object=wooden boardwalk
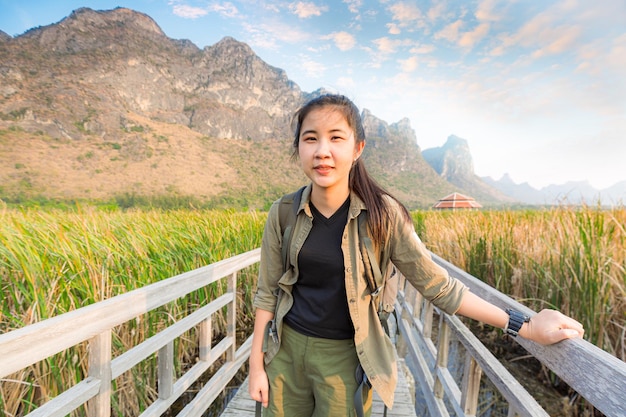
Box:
[220,358,417,417]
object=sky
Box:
[1,0,625,190]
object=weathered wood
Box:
[178,336,252,417]
[444,313,549,416]
[460,355,481,415]
[0,249,261,379]
[433,317,450,399]
[398,278,554,417]
[432,254,626,417]
[87,330,112,417]
[158,342,174,399]
[24,377,100,417]
[110,294,231,379]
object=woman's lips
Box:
[314,165,333,174]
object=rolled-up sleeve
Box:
[389,203,468,315]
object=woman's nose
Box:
[314,138,331,157]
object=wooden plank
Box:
[25,377,100,417]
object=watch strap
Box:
[505,308,530,337]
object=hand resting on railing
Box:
[456,291,585,345]
[517,308,585,345]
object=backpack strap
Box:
[278,186,305,273]
[358,213,383,296]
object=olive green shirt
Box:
[253,184,468,408]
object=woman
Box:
[249,94,584,417]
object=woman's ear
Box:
[354,140,365,161]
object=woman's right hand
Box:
[249,308,274,408]
[248,367,269,408]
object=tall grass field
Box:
[1,205,624,416]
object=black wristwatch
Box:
[505,308,530,337]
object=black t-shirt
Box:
[283,197,354,339]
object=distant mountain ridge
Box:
[1,7,620,208]
[482,175,626,206]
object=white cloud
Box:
[458,22,490,48]
[299,55,327,79]
[410,44,435,54]
[170,1,240,19]
[427,2,447,22]
[171,4,208,19]
[399,56,418,72]
[244,21,310,50]
[324,31,357,51]
[530,25,581,58]
[388,2,425,28]
[343,0,363,15]
[372,36,406,54]
[387,23,401,35]
[435,19,463,43]
[475,0,501,22]
[289,2,328,19]
[209,2,239,18]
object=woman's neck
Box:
[310,186,350,218]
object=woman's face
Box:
[298,107,364,195]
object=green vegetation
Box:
[0,207,266,416]
[0,205,623,416]
[413,206,625,357]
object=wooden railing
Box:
[0,249,260,417]
[1,248,625,417]
[395,254,626,417]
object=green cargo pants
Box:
[264,324,373,417]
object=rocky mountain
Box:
[0,7,511,209]
[421,135,515,204]
[483,175,626,206]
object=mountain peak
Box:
[445,134,468,147]
[15,7,169,54]
[422,134,474,178]
[66,7,165,37]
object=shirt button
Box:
[346,267,351,273]
[349,299,355,303]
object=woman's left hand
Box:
[521,309,585,345]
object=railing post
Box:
[434,316,450,399]
[227,271,237,361]
[461,354,482,416]
[87,330,112,417]
[199,316,212,361]
[422,301,434,340]
[158,342,174,399]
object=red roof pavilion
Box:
[433,192,482,209]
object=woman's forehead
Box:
[302,107,350,126]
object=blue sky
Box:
[1,0,625,189]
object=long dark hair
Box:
[291,94,412,246]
